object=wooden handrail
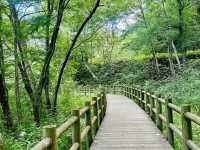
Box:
[79,106,89,116]
[56,116,78,138]
[185,112,200,126]
[79,86,96,96]
[30,91,107,150]
[30,138,52,150]
[114,85,200,150]
[168,103,181,113]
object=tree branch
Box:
[53,0,101,112]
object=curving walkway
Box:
[90,94,172,150]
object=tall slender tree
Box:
[0,8,13,129]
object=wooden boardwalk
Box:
[90,94,172,150]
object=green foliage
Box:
[144,60,200,106]
[1,86,92,149]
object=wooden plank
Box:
[90,94,172,150]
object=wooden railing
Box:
[113,85,200,150]
[29,91,107,150]
[79,86,95,96]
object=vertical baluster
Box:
[149,93,154,121]
[135,88,138,104]
[97,94,101,125]
[156,95,163,131]
[85,101,93,147]
[124,86,127,96]
[131,87,134,100]
[100,93,104,120]
[133,87,136,101]
[181,105,192,150]
[144,91,148,113]
[146,92,149,114]
[165,98,174,147]
[139,89,142,107]
[141,89,145,109]
[93,97,98,134]
[72,109,81,150]
[103,90,107,116]
[43,125,57,150]
[128,87,131,98]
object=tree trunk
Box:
[168,45,176,77]
[14,25,21,124]
[9,4,39,124]
[171,40,181,69]
[138,0,160,74]
[53,0,101,113]
[0,10,13,129]
[152,49,160,74]
[176,0,186,61]
[44,0,54,110]
[35,0,67,117]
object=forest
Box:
[0,0,200,149]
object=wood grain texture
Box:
[90,94,172,150]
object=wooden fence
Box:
[113,85,200,150]
[30,91,106,150]
[0,91,106,150]
[79,86,95,96]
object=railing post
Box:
[165,98,174,147]
[123,85,125,95]
[152,93,156,122]
[127,86,129,98]
[135,88,137,103]
[144,92,148,112]
[181,105,192,150]
[96,95,101,126]
[125,86,128,97]
[156,95,163,132]
[134,88,136,101]
[85,101,93,147]
[130,87,132,99]
[125,86,127,97]
[146,92,150,114]
[93,97,98,134]
[100,92,105,119]
[122,85,124,96]
[135,88,138,104]
[137,88,140,104]
[131,87,134,100]
[98,94,103,123]
[72,109,81,150]
[149,94,154,120]
[139,89,143,107]
[43,125,57,150]
[140,89,143,109]
[141,90,145,109]
[137,89,140,105]
[102,90,107,116]
[127,87,129,98]
[0,134,3,150]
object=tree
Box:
[53,0,101,112]
[0,8,13,129]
